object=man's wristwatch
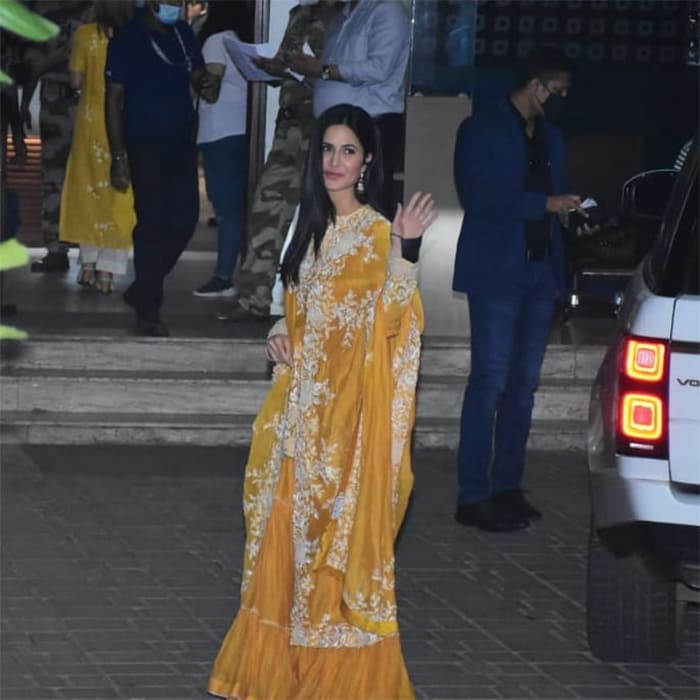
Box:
[320,65,332,81]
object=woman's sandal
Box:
[96,271,115,294]
[77,263,96,287]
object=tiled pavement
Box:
[1,444,698,700]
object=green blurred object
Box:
[0,324,28,340]
[0,239,29,272]
[0,0,60,84]
[0,0,57,336]
[0,0,59,41]
[0,240,30,339]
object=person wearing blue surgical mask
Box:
[105,0,220,336]
[154,1,181,24]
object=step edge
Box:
[1,372,595,388]
[1,411,585,430]
[7,335,610,352]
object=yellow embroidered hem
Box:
[208,607,412,700]
[208,459,414,700]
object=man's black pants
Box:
[127,129,199,322]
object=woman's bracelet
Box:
[112,153,127,162]
[391,232,402,240]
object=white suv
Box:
[586,138,699,663]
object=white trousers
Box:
[79,245,129,275]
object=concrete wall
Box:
[404,95,472,338]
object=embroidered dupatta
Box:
[241,205,423,648]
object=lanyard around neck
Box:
[149,26,192,72]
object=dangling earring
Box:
[356,168,366,194]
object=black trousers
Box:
[127,129,199,321]
[374,112,405,218]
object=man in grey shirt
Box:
[286,0,410,215]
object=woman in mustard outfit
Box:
[59,1,135,294]
[209,104,437,700]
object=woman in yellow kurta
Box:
[209,104,437,699]
[59,2,135,293]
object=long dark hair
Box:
[198,0,255,45]
[280,104,384,287]
[94,0,133,36]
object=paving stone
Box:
[62,618,138,631]
[59,675,111,689]
[658,688,700,699]
[112,685,201,698]
[509,682,577,698]
[621,666,698,686]
[400,640,463,663]
[570,686,666,698]
[419,686,500,699]
[0,676,39,690]
[56,688,121,699]
[484,661,541,675]
[672,664,699,681]
[410,666,489,685]
[534,662,629,685]
[0,689,62,699]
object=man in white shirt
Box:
[286,0,410,216]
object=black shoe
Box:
[207,215,218,227]
[455,500,530,532]
[136,318,170,337]
[492,489,542,521]
[30,251,69,273]
[122,284,137,310]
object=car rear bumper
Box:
[589,456,700,529]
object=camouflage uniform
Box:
[234,2,339,316]
[32,2,92,250]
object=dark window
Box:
[645,138,699,296]
[673,183,699,295]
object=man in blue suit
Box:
[453,47,585,532]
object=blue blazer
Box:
[452,97,571,299]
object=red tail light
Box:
[620,393,663,440]
[616,336,668,457]
[624,339,666,382]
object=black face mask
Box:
[542,92,566,122]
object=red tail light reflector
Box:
[616,335,668,457]
[620,392,663,441]
[624,339,666,382]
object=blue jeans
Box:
[200,134,247,280]
[457,261,557,505]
